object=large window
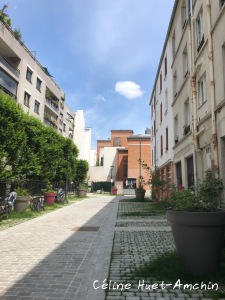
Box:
[160,135,163,156]
[0,67,17,97]
[26,67,33,83]
[165,89,168,113]
[196,10,204,52]
[181,0,187,29]
[198,74,207,106]
[36,77,42,92]
[183,46,188,78]
[164,56,167,77]
[165,127,169,151]
[114,137,121,146]
[24,91,30,108]
[34,99,40,114]
[184,99,190,126]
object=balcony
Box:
[0,84,17,100]
[0,52,20,78]
[45,98,59,113]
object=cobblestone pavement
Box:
[0,194,118,300]
[106,200,225,300]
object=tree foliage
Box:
[0,91,88,183]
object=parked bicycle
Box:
[0,191,17,220]
[30,196,45,212]
[55,188,67,204]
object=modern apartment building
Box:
[150,0,225,196]
[0,19,93,164]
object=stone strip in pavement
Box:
[0,195,119,300]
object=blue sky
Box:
[4,0,175,148]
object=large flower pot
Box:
[135,188,146,201]
[166,210,225,276]
[112,188,118,195]
[44,192,56,205]
[14,196,31,212]
[77,188,87,197]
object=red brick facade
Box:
[96,130,151,191]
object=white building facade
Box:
[150,0,225,195]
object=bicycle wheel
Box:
[30,201,35,211]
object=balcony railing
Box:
[0,52,20,78]
[197,35,204,53]
[45,98,59,113]
[0,84,17,100]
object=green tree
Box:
[0,92,27,178]
[75,160,89,184]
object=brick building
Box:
[92,129,151,193]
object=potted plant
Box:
[77,183,87,197]
[42,182,56,205]
[112,186,118,195]
[14,187,31,212]
[135,176,146,201]
[166,170,225,276]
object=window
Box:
[174,115,178,143]
[183,46,188,78]
[172,31,176,57]
[173,71,177,98]
[176,162,182,189]
[63,123,66,132]
[198,75,207,106]
[196,11,204,52]
[113,137,121,146]
[181,0,187,29]
[184,99,190,126]
[36,77,42,92]
[166,127,168,151]
[34,100,40,114]
[160,72,162,92]
[26,67,33,83]
[165,89,168,113]
[160,103,162,123]
[164,56,167,77]
[0,68,18,97]
[160,135,163,156]
[24,91,30,108]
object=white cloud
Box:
[115,81,144,99]
[94,94,106,102]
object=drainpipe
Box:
[206,0,219,174]
[188,7,199,184]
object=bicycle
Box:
[55,188,68,204]
[30,196,45,212]
[0,197,11,221]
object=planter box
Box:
[166,210,225,276]
[44,192,56,205]
[14,196,31,212]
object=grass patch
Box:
[0,195,86,230]
[120,198,152,203]
[119,201,166,217]
[131,250,225,299]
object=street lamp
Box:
[110,165,114,194]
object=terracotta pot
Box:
[44,192,56,205]
[14,196,31,212]
[166,210,225,276]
